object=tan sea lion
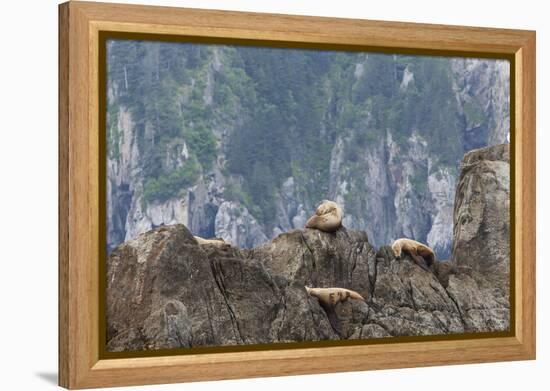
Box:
[305,286,364,307]
[305,286,365,335]
[193,236,231,249]
[305,200,343,232]
[391,238,436,270]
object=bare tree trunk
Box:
[123,65,128,91]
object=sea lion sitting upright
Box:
[305,200,343,233]
[391,238,436,270]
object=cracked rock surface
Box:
[106,144,510,352]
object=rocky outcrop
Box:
[447,144,510,330]
[106,144,510,351]
[452,143,510,275]
[106,225,338,351]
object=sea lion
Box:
[193,236,231,249]
[391,238,436,270]
[305,200,343,232]
[305,286,364,307]
[305,286,365,335]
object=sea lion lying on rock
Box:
[305,286,365,334]
[305,200,343,233]
[305,286,364,307]
[391,238,435,271]
[193,236,231,249]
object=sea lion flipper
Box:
[326,309,341,334]
[410,252,429,270]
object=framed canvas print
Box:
[58,1,536,389]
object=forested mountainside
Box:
[106,40,509,258]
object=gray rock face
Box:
[451,59,510,148]
[106,144,510,351]
[329,131,457,259]
[215,201,268,248]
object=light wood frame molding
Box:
[59,1,536,389]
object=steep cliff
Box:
[106,42,510,260]
[106,144,510,351]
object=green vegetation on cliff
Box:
[107,41,469,225]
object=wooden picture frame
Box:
[59,1,536,389]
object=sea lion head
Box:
[316,200,340,216]
[391,241,402,258]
